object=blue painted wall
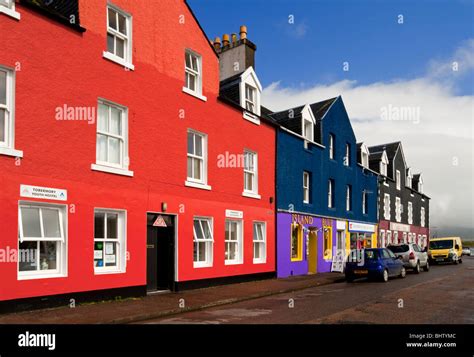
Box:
[276,96,378,223]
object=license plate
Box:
[354,270,368,274]
[436,258,444,262]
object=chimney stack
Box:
[214,25,256,81]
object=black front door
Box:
[146,214,175,292]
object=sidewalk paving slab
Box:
[0,273,345,324]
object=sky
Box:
[188,0,474,238]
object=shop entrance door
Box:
[146,213,175,292]
[308,231,317,274]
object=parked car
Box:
[462,247,471,256]
[345,248,406,283]
[428,237,463,264]
[387,243,429,273]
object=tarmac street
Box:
[141,256,474,324]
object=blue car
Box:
[345,248,406,282]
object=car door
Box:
[381,249,394,275]
[414,244,426,265]
[385,249,400,276]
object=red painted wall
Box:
[0,0,276,301]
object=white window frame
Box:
[0,65,22,157]
[240,67,262,123]
[386,230,392,246]
[395,197,401,222]
[243,150,259,198]
[303,171,310,204]
[225,219,243,265]
[379,230,386,248]
[0,0,20,20]
[418,176,424,194]
[406,169,412,188]
[103,2,134,70]
[396,170,401,190]
[93,209,127,274]
[253,221,266,264]
[379,151,388,176]
[18,202,67,280]
[244,83,257,113]
[360,144,369,168]
[328,179,334,208]
[421,207,426,227]
[329,134,334,160]
[193,217,214,268]
[186,129,210,190]
[344,143,350,166]
[303,118,313,142]
[383,193,391,220]
[91,99,133,177]
[408,202,413,225]
[182,49,207,101]
[346,185,352,211]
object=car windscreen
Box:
[387,245,409,253]
[429,240,454,249]
[365,250,378,260]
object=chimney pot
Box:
[231,33,238,44]
[222,34,230,47]
[213,37,221,50]
[240,25,247,40]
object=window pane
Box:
[116,37,125,59]
[97,134,108,162]
[104,242,117,267]
[94,241,104,267]
[118,14,127,35]
[194,135,202,156]
[108,137,121,164]
[42,209,61,238]
[230,223,237,241]
[107,33,115,53]
[187,73,196,91]
[19,241,37,271]
[245,172,253,191]
[194,219,204,240]
[110,107,122,135]
[40,241,57,270]
[98,104,109,132]
[198,242,206,262]
[185,53,191,69]
[21,207,42,238]
[187,132,194,155]
[94,212,105,238]
[107,213,118,238]
[187,157,193,178]
[193,158,201,180]
[193,241,198,261]
[0,109,5,143]
[0,70,6,105]
[191,55,198,71]
[108,8,117,29]
[202,220,212,239]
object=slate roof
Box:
[20,0,85,31]
[368,142,400,161]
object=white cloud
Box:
[262,40,474,232]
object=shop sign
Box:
[390,222,410,232]
[291,214,314,225]
[20,185,67,201]
[226,210,243,219]
[336,220,346,230]
[348,222,375,233]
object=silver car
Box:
[462,247,471,256]
[387,243,429,273]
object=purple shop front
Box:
[277,212,337,278]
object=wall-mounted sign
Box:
[390,222,410,232]
[153,215,167,227]
[20,185,67,201]
[291,214,314,225]
[336,220,346,230]
[348,222,375,233]
[226,210,243,219]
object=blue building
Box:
[270,96,379,277]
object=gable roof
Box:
[309,97,338,121]
[368,142,401,161]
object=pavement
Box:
[0,272,345,324]
[141,256,474,324]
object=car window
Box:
[387,244,408,253]
[430,240,454,249]
[365,250,378,260]
[381,249,391,259]
[386,249,396,258]
[412,244,420,252]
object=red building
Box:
[0,0,276,311]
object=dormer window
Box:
[245,84,256,112]
[303,119,313,142]
[360,144,369,168]
[418,176,424,194]
[0,0,20,20]
[406,169,412,189]
[396,170,401,190]
[379,150,388,176]
[239,67,262,124]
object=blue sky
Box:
[189,0,473,95]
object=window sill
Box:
[290,258,303,262]
[253,259,266,265]
[103,51,135,70]
[182,87,207,102]
[243,111,260,125]
[0,147,23,158]
[94,269,125,275]
[0,6,21,20]
[194,262,212,268]
[18,273,66,281]
[242,191,261,200]
[225,261,243,266]
[185,180,212,191]
[91,164,134,177]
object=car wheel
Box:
[381,269,389,282]
[414,262,420,274]
[399,267,406,278]
[423,261,430,272]
[459,258,463,264]
[345,275,354,283]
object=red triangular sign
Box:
[153,215,167,227]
